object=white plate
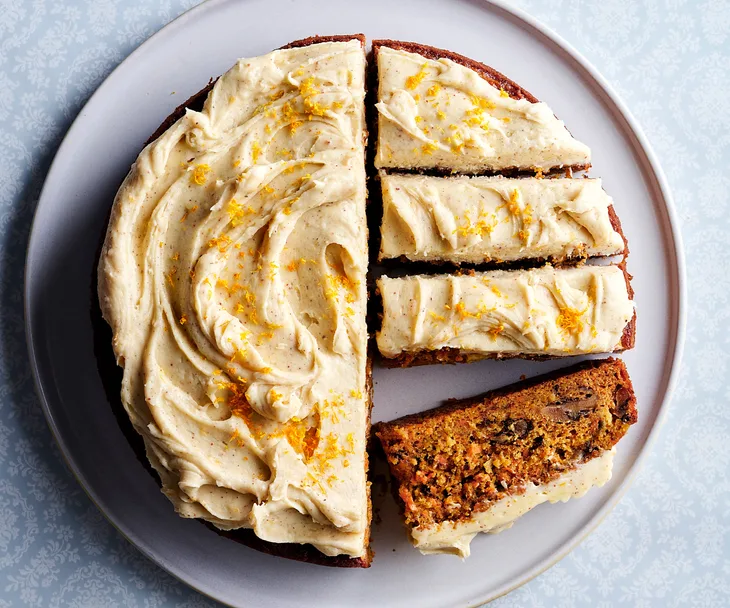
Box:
[25,0,685,606]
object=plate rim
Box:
[23,0,687,606]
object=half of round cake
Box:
[97,35,372,566]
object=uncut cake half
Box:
[374,358,637,557]
[98,36,372,566]
[373,40,591,174]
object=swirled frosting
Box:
[374,46,591,172]
[411,448,615,558]
[98,40,370,557]
[377,265,634,358]
[379,174,625,263]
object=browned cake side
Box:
[136,33,372,569]
[608,204,630,258]
[372,39,591,176]
[374,358,637,531]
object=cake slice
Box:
[98,35,372,567]
[379,174,627,265]
[374,357,637,557]
[376,265,635,365]
[373,40,591,173]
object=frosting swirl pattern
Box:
[98,40,369,557]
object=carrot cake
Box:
[374,357,637,557]
[376,265,635,365]
[373,40,591,173]
[379,173,627,264]
[98,36,372,565]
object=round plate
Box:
[25,0,685,606]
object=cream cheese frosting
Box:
[98,40,370,557]
[379,174,625,263]
[376,265,634,358]
[411,448,615,557]
[375,46,591,172]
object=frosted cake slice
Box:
[376,265,635,366]
[375,358,637,557]
[373,40,591,174]
[379,174,627,265]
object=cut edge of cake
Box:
[374,357,637,557]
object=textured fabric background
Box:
[1,0,728,606]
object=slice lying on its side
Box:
[98,35,372,567]
[375,357,637,558]
[379,173,627,265]
[376,264,635,366]
[373,40,591,174]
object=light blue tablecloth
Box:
[1,1,727,605]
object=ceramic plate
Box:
[25,0,685,605]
